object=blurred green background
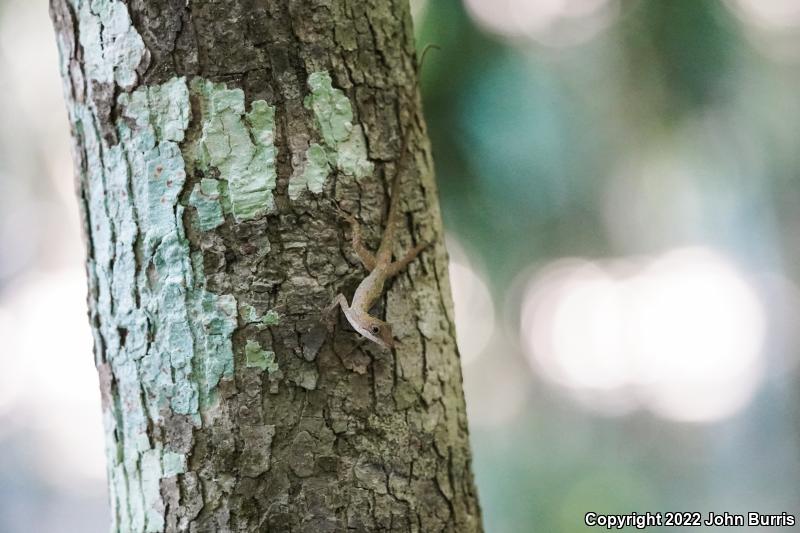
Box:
[1,0,799,531]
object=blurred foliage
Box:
[418,0,758,284]
[415,0,800,531]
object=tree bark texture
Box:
[49,0,482,531]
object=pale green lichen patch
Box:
[76,0,145,89]
[245,340,279,373]
[247,100,276,146]
[189,178,224,231]
[291,71,373,198]
[335,126,374,178]
[305,71,354,146]
[118,79,242,407]
[140,449,165,531]
[198,293,238,392]
[290,143,330,200]
[73,75,242,532]
[239,302,260,324]
[190,80,277,223]
[262,309,281,326]
[162,451,187,477]
[148,78,192,143]
[239,303,281,328]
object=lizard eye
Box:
[370,325,380,334]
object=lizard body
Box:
[327,45,437,348]
[328,158,428,348]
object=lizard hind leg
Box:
[336,208,377,271]
[387,241,430,277]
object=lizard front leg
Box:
[325,293,349,332]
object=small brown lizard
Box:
[328,168,428,348]
[327,47,438,348]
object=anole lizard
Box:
[327,47,437,348]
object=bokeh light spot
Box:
[447,237,496,364]
[3,269,105,481]
[726,0,800,29]
[462,0,619,47]
[520,247,766,422]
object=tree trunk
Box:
[49,0,482,531]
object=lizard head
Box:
[341,307,397,348]
[357,315,395,348]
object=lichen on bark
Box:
[188,178,225,231]
[75,74,241,531]
[245,340,279,373]
[188,79,278,223]
[50,0,483,531]
[290,70,374,199]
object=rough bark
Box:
[50,0,482,531]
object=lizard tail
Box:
[378,125,411,255]
[377,44,439,261]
